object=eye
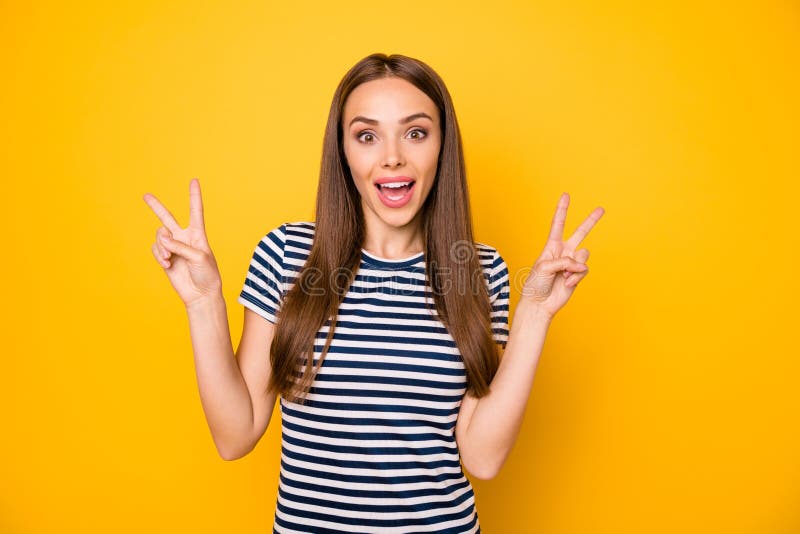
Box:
[356,131,376,144]
[407,128,427,141]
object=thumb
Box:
[538,256,588,275]
[160,234,204,264]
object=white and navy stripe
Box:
[238,221,510,533]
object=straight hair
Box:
[268,53,500,404]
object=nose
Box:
[381,138,405,168]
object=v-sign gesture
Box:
[143,178,222,308]
[522,193,605,319]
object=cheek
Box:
[422,142,441,176]
[343,147,371,196]
[344,144,368,176]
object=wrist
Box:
[185,289,226,316]
[513,300,553,327]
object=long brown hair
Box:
[268,53,500,404]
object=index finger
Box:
[142,192,182,233]
[188,178,205,230]
[565,206,605,250]
[547,192,570,243]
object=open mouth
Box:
[374,179,416,208]
[375,180,415,200]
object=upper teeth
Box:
[380,181,412,188]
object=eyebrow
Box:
[348,112,433,128]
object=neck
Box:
[361,208,424,259]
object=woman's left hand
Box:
[520,192,605,319]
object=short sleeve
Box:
[488,249,510,348]
[237,224,287,324]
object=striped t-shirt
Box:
[237,221,510,534]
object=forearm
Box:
[464,302,552,476]
[185,291,255,459]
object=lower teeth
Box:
[381,185,411,201]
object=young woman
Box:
[143,53,604,533]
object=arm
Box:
[186,292,277,461]
[455,192,604,480]
[455,302,551,480]
[144,179,280,461]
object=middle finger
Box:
[565,207,604,250]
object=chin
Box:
[380,214,415,228]
[375,207,418,227]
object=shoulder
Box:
[473,241,505,275]
[257,221,315,245]
[474,241,510,303]
[282,220,316,243]
[270,221,315,272]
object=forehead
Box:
[342,77,438,124]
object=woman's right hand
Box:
[143,178,223,308]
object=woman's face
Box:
[342,76,441,235]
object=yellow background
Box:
[2,1,798,532]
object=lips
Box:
[374,177,416,208]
